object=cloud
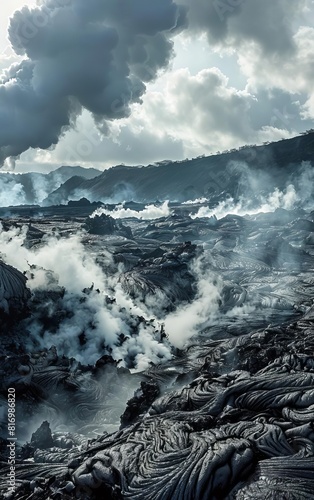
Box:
[1,0,314,170]
[126,67,295,157]
[173,1,314,141]
[0,0,186,165]
[181,0,307,54]
[20,109,184,169]
[237,26,314,96]
[134,68,255,150]
[41,62,300,167]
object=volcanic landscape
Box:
[0,134,314,499]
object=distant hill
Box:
[46,166,101,180]
[43,132,314,206]
[0,166,100,206]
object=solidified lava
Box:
[0,197,314,500]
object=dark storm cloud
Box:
[227,0,297,53]
[0,0,187,165]
[180,0,304,54]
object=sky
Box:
[0,0,314,173]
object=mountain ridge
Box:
[43,132,314,206]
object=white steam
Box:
[164,254,222,348]
[0,224,172,371]
[182,197,208,205]
[0,223,226,365]
[192,185,299,220]
[91,201,171,220]
[0,178,27,207]
[192,163,314,220]
[30,172,65,204]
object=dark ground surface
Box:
[0,197,313,499]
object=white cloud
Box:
[16,108,184,171]
[238,27,314,96]
[131,68,255,152]
[123,68,295,157]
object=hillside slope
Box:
[41,132,314,205]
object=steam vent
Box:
[0,261,29,314]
